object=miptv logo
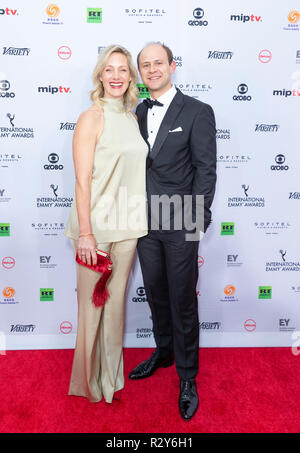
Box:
[2,257,15,269]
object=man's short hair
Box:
[137,42,174,67]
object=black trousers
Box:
[137,230,199,380]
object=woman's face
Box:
[100,52,131,99]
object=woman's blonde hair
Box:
[90,45,139,111]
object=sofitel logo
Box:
[254,221,291,235]
[227,185,265,207]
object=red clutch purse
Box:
[75,249,113,307]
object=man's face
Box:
[138,44,176,98]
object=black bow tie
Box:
[143,98,164,109]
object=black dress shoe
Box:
[178,379,199,421]
[128,350,174,380]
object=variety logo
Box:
[44,153,63,170]
[0,80,15,98]
[266,250,300,272]
[40,288,54,301]
[60,122,76,130]
[132,287,147,303]
[258,49,272,63]
[244,319,256,332]
[43,4,63,25]
[188,8,208,26]
[136,328,153,338]
[0,7,18,15]
[38,85,71,95]
[10,324,35,332]
[87,8,102,23]
[208,50,233,60]
[270,154,289,171]
[297,50,300,64]
[3,47,30,56]
[60,321,72,334]
[289,192,300,200]
[258,286,272,299]
[36,185,73,208]
[0,223,10,236]
[0,113,34,138]
[233,83,252,101]
[199,322,221,330]
[227,185,265,207]
[57,46,71,60]
[230,13,262,23]
[283,10,300,31]
[98,46,106,54]
[2,256,15,269]
[255,123,279,132]
[221,222,234,235]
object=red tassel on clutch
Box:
[75,249,113,307]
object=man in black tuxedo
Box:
[129,42,217,421]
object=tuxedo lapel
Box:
[149,89,184,161]
[137,103,149,144]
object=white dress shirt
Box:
[147,85,177,149]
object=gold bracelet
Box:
[79,233,94,238]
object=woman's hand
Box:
[77,234,97,266]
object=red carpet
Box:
[0,347,300,433]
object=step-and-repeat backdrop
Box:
[1,1,300,351]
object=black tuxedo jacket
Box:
[136,88,217,234]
